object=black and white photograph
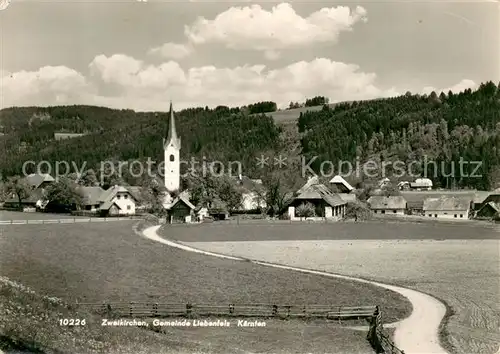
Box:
[0,0,499,353]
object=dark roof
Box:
[163,102,181,150]
[171,196,195,210]
[478,201,499,214]
[25,173,55,188]
[5,188,46,204]
[367,196,406,210]
[483,194,500,205]
[294,184,346,207]
[422,196,471,211]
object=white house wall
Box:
[424,210,469,219]
[113,192,136,215]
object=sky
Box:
[0,0,498,111]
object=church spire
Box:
[164,101,181,150]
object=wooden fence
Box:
[367,307,405,354]
[77,302,378,321]
[0,216,142,225]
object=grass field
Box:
[163,223,500,354]
[0,210,87,221]
[0,221,412,353]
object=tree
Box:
[45,177,83,210]
[295,202,315,219]
[5,176,31,208]
[80,169,99,186]
[345,201,371,221]
[140,178,167,216]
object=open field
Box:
[0,210,87,221]
[0,221,412,353]
[1,275,374,354]
[164,223,499,354]
[161,220,499,242]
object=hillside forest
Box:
[0,82,499,209]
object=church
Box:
[162,102,196,223]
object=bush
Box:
[295,202,316,218]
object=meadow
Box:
[0,220,412,353]
[164,222,500,354]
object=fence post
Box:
[272,304,278,317]
[153,303,158,317]
[129,302,133,317]
[286,305,291,319]
[229,304,234,315]
[186,303,192,317]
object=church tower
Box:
[163,101,181,194]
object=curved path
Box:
[143,225,448,354]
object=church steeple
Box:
[163,101,181,150]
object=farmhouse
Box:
[476,202,499,219]
[329,175,354,193]
[422,196,471,219]
[367,196,406,215]
[410,178,433,191]
[287,183,346,221]
[79,185,136,216]
[3,173,55,211]
[472,191,492,210]
[400,190,475,215]
[234,174,266,211]
[168,196,196,223]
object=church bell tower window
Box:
[170,154,175,162]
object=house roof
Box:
[423,196,471,211]
[25,173,55,188]
[483,194,500,205]
[77,186,105,206]
[401,191,475,209]
[5,188,46,204]
[171,195,196,210]
[367,196,406,210]
[473,191,492,204]
[297,175,319,194]
[412,178,433,187]
[294,184,346,207]
[127,186,144,202]
[478,201,500,214]
[100,200,121,211]
[329,175,354,192]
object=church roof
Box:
[164,101,181,150]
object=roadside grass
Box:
[1,275,378,354]
[182,237,500,354]
[0,210,87,221]
[0,221,413,353]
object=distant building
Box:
[367,196,406,215]
[378,178,391,188]
[398,181,411,190]
[168,196,196,223]
[329,175,354,193]
[401,190,475,215]
[54,132,85,141]
[472,191,492,210]
[3,173,54,211]
[78,185,136,216]
[476,202,499,219]
[410,178,433,191]
[422,196,471,219]
[286,183,346,221]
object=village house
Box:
[329,175,357,202]
[472,191,493,211]
[234,174,266,211]
[168,196,196,223]
[367,196,407,215]
[3,173,55,211]
[422,196,471,219]
[476,202,499,219]
[286,183,347,221]
[79,185,137,216]
[409,178,433,191]
[400,190,475,215]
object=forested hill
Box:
[299,81,500,190]
[0,105,282,179]
[1,81,500,190]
